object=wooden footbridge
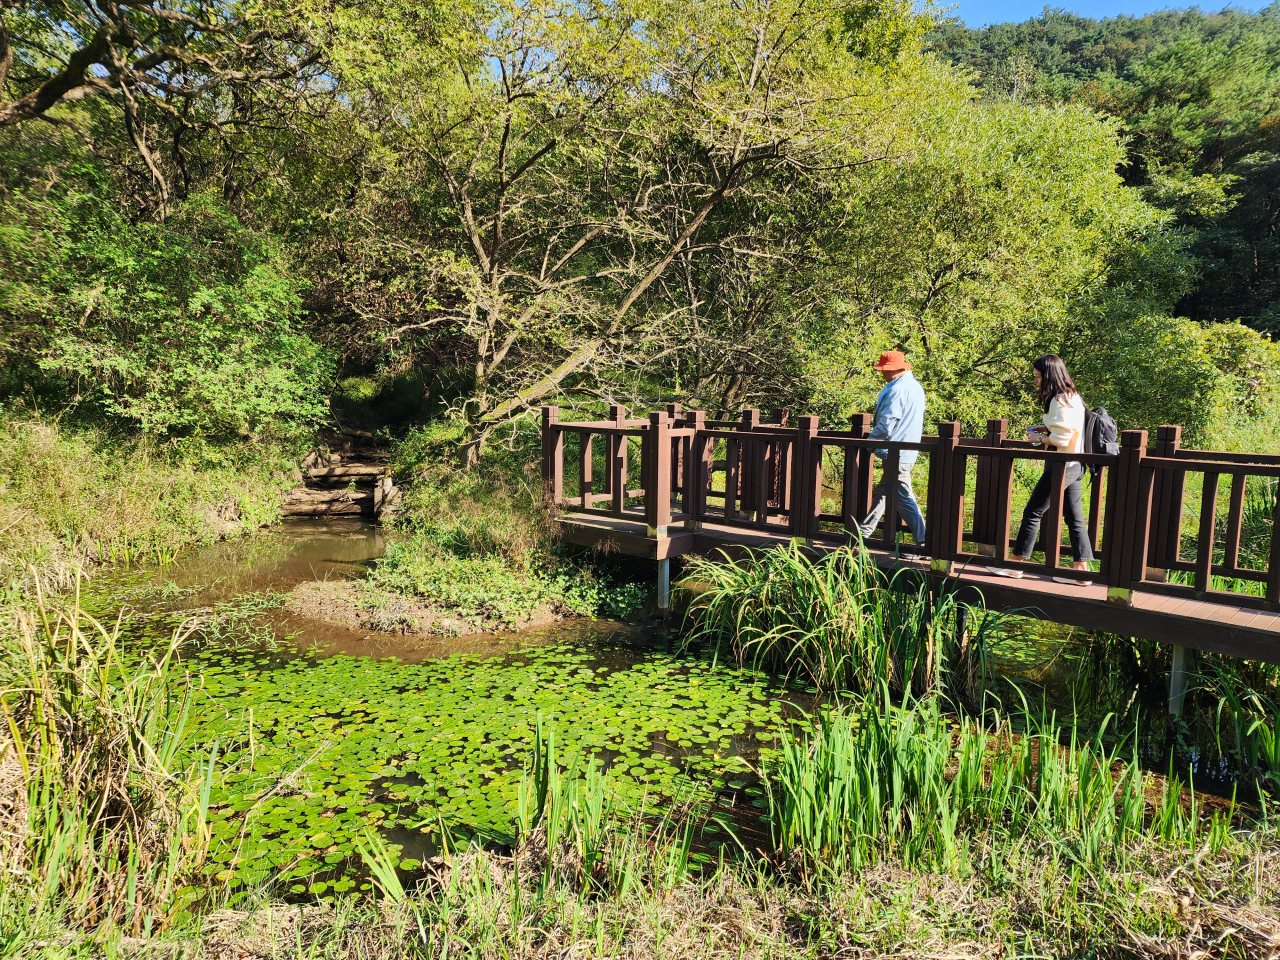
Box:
[541,404,1280,695]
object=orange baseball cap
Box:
[872,350,911,372]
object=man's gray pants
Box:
[858,459,927,546]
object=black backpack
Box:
[1083,406,1119,477]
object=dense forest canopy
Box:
[1,0,1277,459]
[928,4,1280,331]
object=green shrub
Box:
[3,183,334,442]
[367,537,646,627]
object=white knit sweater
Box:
[1042,392,1085,454]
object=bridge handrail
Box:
[542,407,1280,613]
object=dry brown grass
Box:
[113,836,1280,960]
[0,729,27,879]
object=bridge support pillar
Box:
[1168,645,1187,718]
[657,558,671,618]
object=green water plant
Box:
[183,635,788,894]
[682,542,996,697]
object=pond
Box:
[97,519,821,898]
[93,518,1242,901]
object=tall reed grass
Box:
[764,687,1234,882]
[681,542,996,698]
[512,715,699,897]
[0,586,214,934]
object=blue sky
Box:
[951,0,1274,27]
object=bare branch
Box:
[0,26,113,126]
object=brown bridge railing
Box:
[541,405,1280,612]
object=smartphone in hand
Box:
[1026,425,1049,444]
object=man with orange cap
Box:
[857,350,927,551]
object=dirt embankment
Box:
[284,579,559,638]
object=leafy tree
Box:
[927,5,1280,334]
[0,1,337,211]
[306,0,932,461]
[0,126,332,441]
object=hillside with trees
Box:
[928,4,1280,333]
[1,0,1276,461]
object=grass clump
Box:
[0,587,214,937]
[370,450,647,629]
[0,415,292,595]
[366,539,646,629]
[683,542,995,697]
[765,690,1226,879]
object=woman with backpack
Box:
[988,354,1094,585]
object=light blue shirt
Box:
[868,371,926,464]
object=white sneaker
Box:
[900,553,924,561]
[986,565,1024,579]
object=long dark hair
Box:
[1034,354,1077,411]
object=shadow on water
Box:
[982,616,1259,804]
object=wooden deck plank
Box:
[1246,609,1280,630]
[1135,593,1181,615]
[1224,606,1265,627]
[554,512,1280,663]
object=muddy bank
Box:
[284,578,561,638]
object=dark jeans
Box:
[1013,462,1095,562]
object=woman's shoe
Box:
[986,566,1024,579]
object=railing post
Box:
[1106,429,1148,606]
[541,405,562,507]
[740,408,762,521]
[646,411,672,536]
[1265,478,1280,605]
[579,431,593,510]
[929,422,962,574]
[1193,470,1220,595]
[973,419,1008,556]
[666,403,684,510]
[850,413,874,521]
[882,448,901,554]
[687,409,709,530]
[1042,461,1068,574]
[769,408,789,511]
[793,415,819,541]
[1146,424,1184,579]
[609,404,628,517]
